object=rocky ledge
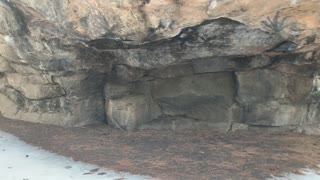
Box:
[0,0,319,134]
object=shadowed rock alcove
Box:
[0,0,319,135]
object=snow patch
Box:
[208,0,217,9]
[291,0,298,5]
[4,35,15,47]
[0,131,154,180]
[269,167,320,180]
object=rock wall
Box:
[0,0,319,134]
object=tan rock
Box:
[6,73,65,99]
[106,95,162,130]
[0,56,13,72]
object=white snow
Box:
[0,131,153,180]
[208,0,217,9]
[269,166,320,180]
[270,168,320,180]
[291,0,298,5]
[1,130,319,180]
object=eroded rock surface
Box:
[0,0,319,133]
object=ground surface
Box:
[0,117,319,180]
[0,131,150,180]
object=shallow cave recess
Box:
[88,18,320,134]
[0,10,319,135]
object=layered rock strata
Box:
[0,0,319,134]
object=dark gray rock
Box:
[104,81,134,99]
[152,73,238,123]
[193,55,272,73]
[106,95,162,130]
[243,101,308,126]
[112,65,145,82]
[148,63,194,79]
[307,103,320,125]
[236,67,313,104]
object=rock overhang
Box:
[0,0,319,134]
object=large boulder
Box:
[236,67,314,105]
[236,64,315,126]
[152,73,238,123]
[106,95,162,130]
[6,73,65,99]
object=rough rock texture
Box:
[0,0,320,133]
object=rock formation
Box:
[0,0,319,134]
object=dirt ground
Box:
[0,117,319,180]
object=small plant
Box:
[261,11,289,33]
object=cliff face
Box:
[0,0,319,133]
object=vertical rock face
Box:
[0,0,320,134]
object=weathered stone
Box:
[0,2,20,34]
[104,81,134,99]
[0,87,105,126]
[306,103,320,125]
[193,55,272,73]
[54,73,106,100]
[148,63,194,79]
[139,116,233,131]
[139,116,197,131]
[0,57,13,72]
[10,63,42,75]
[6,73,65,99]
[112,65,145,82]
[153,73,235,99]
[273,63,316,77]
[113,48,180,70]
[243,101,308,126]
[0,42,21,62]
[133,81,153,96]
[0,89,69,125]
[106,95,162,130]
[153,73,237,122]
[0,0,320,132]
[296,125,320,136]
[236,68,313,104]
[230,123,249,132]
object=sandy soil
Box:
[0,117,319,180]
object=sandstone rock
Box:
[139,116,202,131]
[0,89,69,126]
[104,81,134,99]
[152,73,237,122]
[230,123,249,132]
[112,65,145,82]
[243,101,308,126]
[6,73,65,99]
[306,103,320,125]
[0,57,13,72]
[148,63,194,79]
[106,95,162,130]
[6,0,318,47]
[0,2,20,34]
[193,55,272,73]
[0,0,319,133]
[0,42,21,63]
[153,73,235,99]
[0,87,104,126]
[236,68,313,104]
[54,73,106,100]
[139,116,234,131]
[296,125,320,136]
[9,63,41,75]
